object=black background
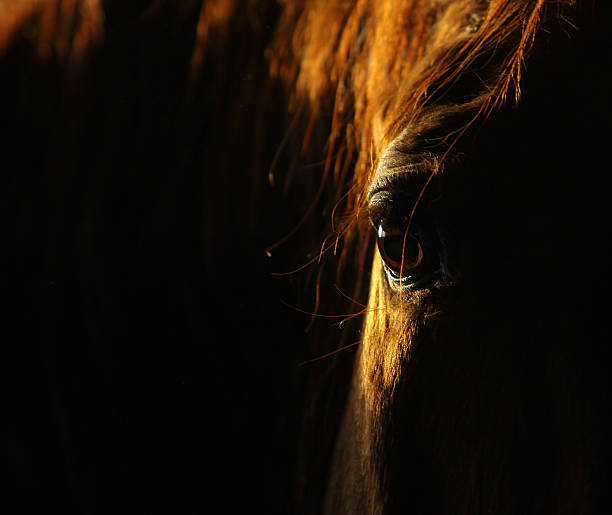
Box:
[2,2,319,513]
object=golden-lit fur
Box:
[269,0,572,217]
[3,1,606,513]
[267,1,590,513]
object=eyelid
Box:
[368,189,391,205]
[367,173,425,228]
[367,169,423,204]
[367,192,393,230]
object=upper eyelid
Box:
[366,158,433,204]
[367,193,392,229]
[367,170,441,229]
[367,184,413,229]
[367,170,425,208]
[367,173,414,205]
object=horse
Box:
[3,1,612,514]
[264,1,612,513]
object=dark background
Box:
[2,2,332,513]
[7,2,610,514]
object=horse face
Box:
[325,4,610,513]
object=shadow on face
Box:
[380,13,612,514]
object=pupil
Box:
[384,235,419,264]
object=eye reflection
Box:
[376,222,423,275]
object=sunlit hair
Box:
[267,2,576,510]
[268,0,574,269]
[262,0,576,359]
[1,0,573,277]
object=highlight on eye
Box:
[376,222,423,277]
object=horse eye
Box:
[376,222,423,276]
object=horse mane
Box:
[268,0,575,270]
[1,0,574,264]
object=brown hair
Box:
[267,0,574,265]
[265,1,579,511]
